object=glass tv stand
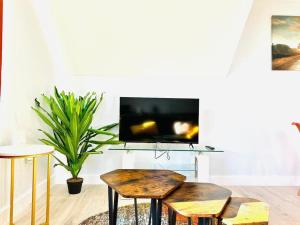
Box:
[109,144,224,181]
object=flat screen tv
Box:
[119,97,199,143]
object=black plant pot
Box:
[67,177,83,194]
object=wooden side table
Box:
[0,145,54,225]
[100,169,186,225]
[163,182,232,225]
[218,197,269,225]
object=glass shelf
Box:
[109,145,224,153]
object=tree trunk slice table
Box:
[0,145,54,225]
[163,182,232,225]
[218,197,269,225]
[100,169,186,225]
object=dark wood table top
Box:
[221,197,269,225]
[100,169,186,199]
[163,182,232,218]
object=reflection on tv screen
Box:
[119,97,199,143]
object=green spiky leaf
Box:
[33,87,122,179]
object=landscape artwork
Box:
[272,16,300,70]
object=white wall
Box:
[0,0,55,221]
[47,0,256,184]
[1,0,300,205]
[226,0,300,182]
[49,0,252,78]
[50,0,300,185]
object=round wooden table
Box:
[0,145,54,225]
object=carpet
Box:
[79,203,191,225]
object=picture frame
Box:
[272,15,300,71]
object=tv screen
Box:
[119,97,199,143]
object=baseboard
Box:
[55,174,300,186]
[55,173,103,185]
[0,175,55,223]
[210,175,300,186]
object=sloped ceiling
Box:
[34,0,254,78]
[230,0,300,76]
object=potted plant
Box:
[32,87,121,194]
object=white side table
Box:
[0,145,54,225]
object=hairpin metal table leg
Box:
[198,218,212,225]
[171,211,176,225]
[148,205,152,225]
[108,187,113,225]
[217,218,223,225]
[113,191,119,225]
[31,157,37,225]
[107,186,119,225]
[151,199,157,225]
[10,159,15,225]
[168,208,172,225]
[206,218,212,225]
[134,198,138,225]
[156,200,162,225]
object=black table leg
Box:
[108,187,113,225]
[148,206,152,225]
[156,200,162,225]
[205,218,212,225]
[198,218,212,225]
[113,191,119,225]
[217,218,223,225]
[151,199,157,225]
[149,199,163,225]
[188,217,192,225]
[134,198,138,225]
[107,186,119,225]
[168,208,173,225]
[171,211,177,225]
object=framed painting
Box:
[272,16,300,70]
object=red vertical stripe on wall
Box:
[0,0,2,95]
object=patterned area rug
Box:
[79,203,190,225]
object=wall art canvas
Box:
[272,16,300,70]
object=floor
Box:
[12,185,300,225]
